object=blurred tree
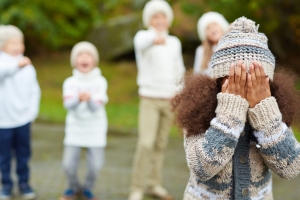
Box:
[177,0,300,71]
[0,0,104,53]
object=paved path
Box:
[3,123,300,200]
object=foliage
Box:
[177,0,300,71]
[0,0,150,53]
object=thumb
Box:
[222,79,228,93]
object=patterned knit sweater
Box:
[184,93,300,200]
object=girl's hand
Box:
[153,35,165,45]
[247,62,271,108]
[221,61,247,99]
[79,92,91,102]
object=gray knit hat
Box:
[210,17,275,80]
[0,25,24,49]
[70,41,99,68]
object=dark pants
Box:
[0,123,31,191]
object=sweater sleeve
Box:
[193,46,203,74]
[248,97,300,179]
[0,59,19,80]
[133,30,156,52]
[28,66,41,121]
[175,39,186,79]
[184,93,249,181]
[87,78,108,112]
[63,79,80,110]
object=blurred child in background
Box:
[193,12,228,74]
[0,25,41,200]
[61,42,108,200]
[129,0,186,200]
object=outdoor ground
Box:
[5,123,300,200]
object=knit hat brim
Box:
[70,42,99,68]
[0,25,24,49]
[197,12,229,41]
[142,0,174,28]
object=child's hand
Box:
[18,57,31,68]
[153,35,165,45]
[79,92,91,102]
[221,60,247,99]
[247,62,271,108]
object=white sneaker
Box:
[147,186,173,200]
[128,191,143,200]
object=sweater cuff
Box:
[248,97,282,130]
[216,93,249,123]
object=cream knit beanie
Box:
[142,0,174,28]
[70,41,99,68]
[197,12,229,41]
[0,25,24,49]
[210,17,275,80]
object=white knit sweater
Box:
[193,45,217,74]
[134,29,186,99]
[0,52,41,128]
[63,68,108,148]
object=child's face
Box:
[2,37,25,57]
[75,52,95,73]
[206,22,223,45]
[150,13,168,32]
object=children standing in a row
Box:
[129,0,186,200]
[0,25,41,200]
[60,42,108,200]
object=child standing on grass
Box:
[172,17,300,200]
[194,12,228,74]
[129,0,186,200]
[0,25,41,200]
[60,42,108,200]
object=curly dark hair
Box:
[171,70,300,137]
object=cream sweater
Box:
[0,52,40,128]
[63,68,108,148]
[134,29,186,99]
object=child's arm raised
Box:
[185,62,248,181]
[0,56,31,80]
[133,30,159,52]
[87,78,108,112]
[247,62,300,179]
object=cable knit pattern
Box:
[210,16,275,80]
[183,93,300,200]
[216,93,249,124]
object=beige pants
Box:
[131,97,174,192]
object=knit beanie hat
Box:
[70,41,99,68]
[197,12,229,41]
[0,25,24,49]
[210,17,275,80]
[142,0,174,28]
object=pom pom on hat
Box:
[70,42,99,68]
[197,12,229,41]
[0,25,24,49]
[210,16,275,80]
[142,0,173,28]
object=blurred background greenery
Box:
[1,0,299,137]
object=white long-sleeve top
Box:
[134,29,186,99]
[63,67,108,148]
[0,52,41,128]
[193,45,217,74]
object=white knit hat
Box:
[0,25,24,49]
[70,41,99,68]
[142,0,174,28]
[197,12,229,41]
